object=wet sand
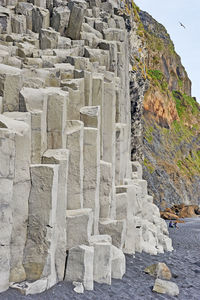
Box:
[1,218,200,300]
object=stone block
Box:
[62,78,85,120]
[32,6,50,33]
[15,2,34,31]
[46,88,68,149]
[142,220,158,255]
[115,192,128,220]
[93,242,112,285]
[42,149,69,282]
[2,113,31,283]
[153,279,179,297]
[65,245,94,290]
[11,15,27,34]
[84,46,109,69]
[39,28,59,50]
[0,7,11,34]
[157,233,173,252]
[51,6,70,35]
[65,56,92,71]
[103,28,125,42]
[55,63,74,80]
[34,0,47,8]
[94,20,108,33]
[115,185,136,219]
[99,40,118,73]
[91,73,104,155]
[66,209,93,249]
[89,234,112,245]
[111,245,125,279]
[115,123,128,185]
[0,64,22,112]
[102,77,116,163]
[99,160,112,218]
[23,164,59,288]
[82,127,100,234]
[0,129,15,292]
[65,121,84,209]
[82,22,103,39]
[10,279,47,296]
[74,69,92,106]
[99,219,126,250]
[66,4,84,40]
[80,31,100,48]
[131,161,143,179]
[58,36,71,49]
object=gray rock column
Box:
[66,4,85,40]
[2,113,31,283]
[23,164,59,289]
[42,149,69,282]
[0,64,22,112]
[65,120,84,209]
[0,129,15,292]
[46,88,68,149]
[99,160,112,218]
[80,106,100,234]
[65,245,94,290]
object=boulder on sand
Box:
[160,211,179,220]
[153,278,179,297]
[144,262,172,280]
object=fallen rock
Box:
[178,205,199,218]
[144,262,172,280]
[161,204,200,219]
[153,279,179,296]
[73,282,84,294]
[160,211,179,220]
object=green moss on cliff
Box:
[144,158,155,173]
[147,69,168,92]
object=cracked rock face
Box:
[0,0,172,295]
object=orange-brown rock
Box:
[178,205,200,218]
[164,208,173,214]
[160,211,179,220]
[143,86,179,128]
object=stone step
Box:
[65,245,94,290]
[66,209,93,250]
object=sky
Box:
[135,0,200,102]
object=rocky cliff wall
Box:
[0,0,172,295]
[130,7,200,209]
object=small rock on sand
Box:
[144,262,172,280]
[73,282,84,294]
[153,278,179,296]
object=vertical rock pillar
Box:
[0,128,15,292]
[23,164,59,289]
[42,149,69,282]
[65,120,84,209]
[80,106,100,234]
[102,76,116,218]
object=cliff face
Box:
[0,0,173,295]
[131,8,200,208]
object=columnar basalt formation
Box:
[0,0,172,295]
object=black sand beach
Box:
[1,218,200,300]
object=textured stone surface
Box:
[153,278,179,296]
[0,0,173,295]
[65,245,94,291]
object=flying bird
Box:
[179,22,186,29]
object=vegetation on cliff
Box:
[131,4,200,208]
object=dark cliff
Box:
[130,7,200,208]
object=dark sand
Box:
[1,218,200,300]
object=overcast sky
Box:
[135,0,200,101]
